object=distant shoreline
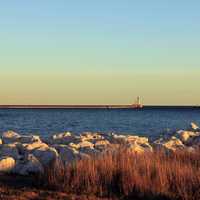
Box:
[0,105,199,109]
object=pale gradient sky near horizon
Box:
[0,1,199,105]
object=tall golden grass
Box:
[42,148,200,200]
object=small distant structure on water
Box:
[131,96,143,108]
[0,97,143,109]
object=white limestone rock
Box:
[0,156,15,173]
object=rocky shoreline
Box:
[0,122,199,176]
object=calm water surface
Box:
[0,108,199,138]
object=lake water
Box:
[0,107,199,138]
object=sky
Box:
[0,0,199,105]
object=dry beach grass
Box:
[41,148,200,200]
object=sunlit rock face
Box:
[190,122,199,131]
[76,141,94,149]
[109,133,149,145]
[126,143,153,154]
[176,130,199,143]
[22,142,49,152]
[46,132,81,145]
[153,136,186,152]
[80,132,104,141]
[1,131,42,147]
[0,156,15,172]
[175,129,200,150]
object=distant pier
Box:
[0,104,143,109]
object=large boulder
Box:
[52,132,72,139]
[22,142,49,152]
[76,141,94,149]
[0,144,20,160]
[176,130,199,143]
[94,140,111,151]
[47,132,80,145]
[190,122,199,131]
[110,134,149,146]
[18,135,41,144]
[1,131,41,145]
[1,131,20,144]
[54,145,80,163]
[126,135,149,145]
[80,132,104,142]
[13,154,44,175]
[109,134,127,144]
[127,142,153,154]
[154,136,185,152]
[0,156,15,173]
[54,145,91,164]
[32,146,59,166]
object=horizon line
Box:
[0,104,199,108]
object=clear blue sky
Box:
[0,1,199,105]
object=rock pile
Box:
[0,122,199,175]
